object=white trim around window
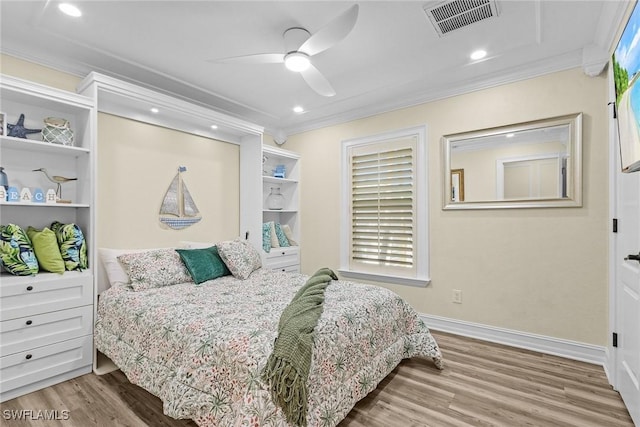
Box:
[340,125,429,287]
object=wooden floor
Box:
[1,331,633,427]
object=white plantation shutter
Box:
[349,138,417,276]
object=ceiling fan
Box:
[212,4,359,97]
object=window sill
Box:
[338,269,431,287]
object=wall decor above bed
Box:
[159,166,202,230]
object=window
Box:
[340,126,429,287]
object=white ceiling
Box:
[0,1,631,138]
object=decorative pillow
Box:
[176,246,231,284]
[262,223,272,253]
[281,224,298,246]
[50,221,88,271]
[217,238,262,280]
[26,227,65,274]
[98,247,169,287]
[269,222,280,248]
[0,224,38,276]
[117,248,193,291]
[274,223,290,247]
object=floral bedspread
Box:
[95,269,443,427]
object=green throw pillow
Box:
[262,222,272,253]
[176,246,231,285]
[27,227,65,274]
[0,224,39,276]
[274,222,290,247]
[51,221,88,271]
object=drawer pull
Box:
[26,285,33,291]
[281,251,286,255]
[25,354,33,360]
[25,320,33,326]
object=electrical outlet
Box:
[452,289,462,304]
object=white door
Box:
[615,166,640,426]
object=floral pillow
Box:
[217,238,262,280]
[117,248,193,291]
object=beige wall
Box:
[97,113,240,249]
[4,53,610,346]
[285,67,609,346]
[2,54,241,250]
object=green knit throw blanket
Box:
[262,267,338,427]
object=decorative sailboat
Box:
[159,166,202,230]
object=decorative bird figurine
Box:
[7,114,42,138]
[32,168,77,202]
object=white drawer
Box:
[0,335,92,397]
[265,247,299,268]
[272,264,300,273]
[0,305,93,356]
[0,273,93,321]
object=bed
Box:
[95,242,443,427]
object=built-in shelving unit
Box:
[0,74,95,402]
[262,145,301,272]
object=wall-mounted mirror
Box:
[442,113,582,209]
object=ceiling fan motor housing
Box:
[284,27,311,53]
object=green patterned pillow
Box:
[262,223,272,253]
[176,246,231,284]
[50,221,88,271]
[27,227,65,274]
[0,224,39,276]
[274,222,290,247]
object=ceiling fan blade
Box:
[300,64,336,97]
[299,4,359,56]
[210,53,285,64]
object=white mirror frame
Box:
[442,113,583,210]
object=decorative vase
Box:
[0,167,7,190]
[267,187,285,210]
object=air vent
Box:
[424,0,499,37]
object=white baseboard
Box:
[421,313,607,366]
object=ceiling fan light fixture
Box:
[470,49,487,60]
[58,3,82,17]
[284,52,311,72]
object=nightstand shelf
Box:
[262,146,300,272]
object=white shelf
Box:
[263,176,298,184]
[260,145,301,272]
[1,202,90,208]
[0,73,95,402]
[1,136,90,156]
[263,209,298,213]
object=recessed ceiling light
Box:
[506,133,515,138]
[470,49,487,60]
[293,106,304,113]
[210,125,218,130]
[58,3,82,17]
[150,108,159,113]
